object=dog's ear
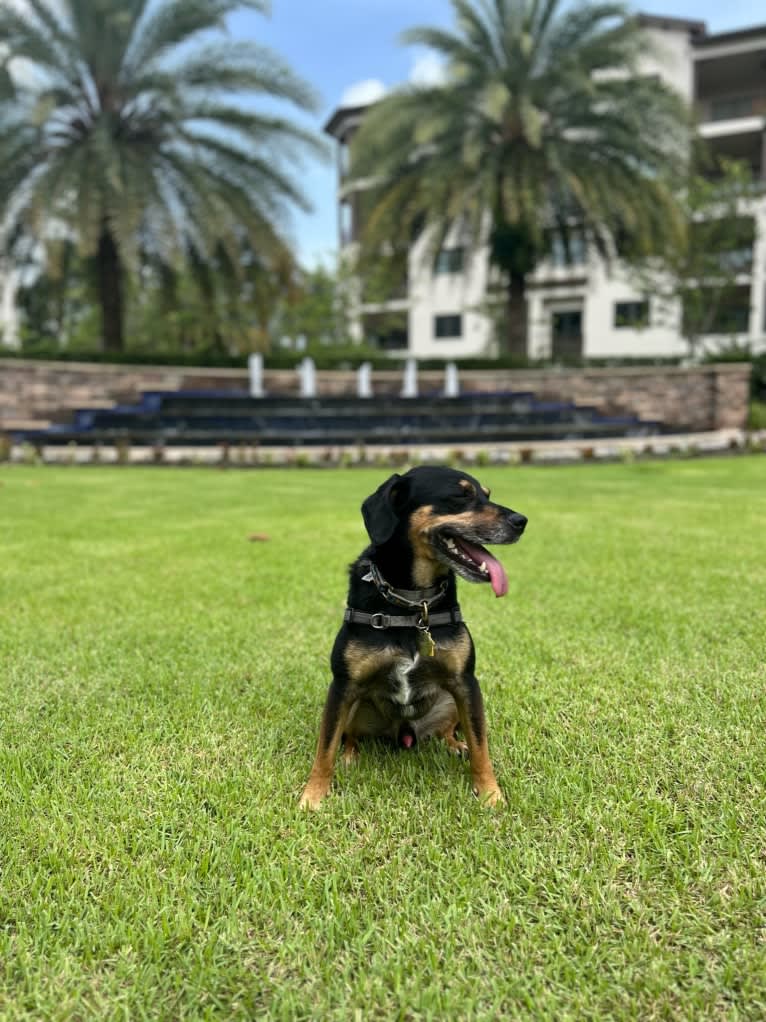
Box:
[361,473,409,545]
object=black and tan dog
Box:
[300,465,527,809]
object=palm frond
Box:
[354,0,692,293]
[0,4,79,87]
[0,0,322,349]
[181,104,329,162]
[166,41,319,111]
[121,0,267,80]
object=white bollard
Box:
[401,358,418,398]
[444,361,459,397]
[299,356,317,398]
[248,353,264,398]
[357,362,373,398]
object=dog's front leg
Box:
[450,674,504,807]
[300,679,353,809]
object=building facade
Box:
[324,15,766,360]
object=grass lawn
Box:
[1,457,765,1020]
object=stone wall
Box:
[0,357,752,433]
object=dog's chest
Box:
[390,654,419,707]
[381,653,442,718]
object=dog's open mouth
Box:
[435,532,510,597]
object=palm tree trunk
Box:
[96,225,124,353]
[505,270,527,358]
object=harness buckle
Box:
[417,601,429,630]
[369,613,391,630]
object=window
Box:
[547,230,586,267]
[434,247,464,274]
[340,200,353,245]
[706,299,750,334]
[682,285,751,335]
[339,141,350,178]
[363,312,408,350]
[690,216,755,275]
[434,314,462,339]
[709,95,757,122]
[614,300,649,328]
[551,309,583,361]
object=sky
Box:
[228,0,766,268]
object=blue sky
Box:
[228,0,766,268]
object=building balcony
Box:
[359,296,410,314]
[698,129,765,183]
[361,280,408,303]
[695,38,766,141]
[528,262,588,285]
[698,93,766,124]
[698,115,764,143]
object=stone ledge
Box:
[7,429,761,467]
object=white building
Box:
[324,15,766,360]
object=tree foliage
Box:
[271,260,357,348]
[351,0,692,354]
[637,157,762,357]
[0,0,325,351]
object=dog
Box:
[300,465,527,809]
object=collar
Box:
[360,560,449,610]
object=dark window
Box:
[548,231,586,267]
[551,309,583,361]
[340,201,353,246]
[434,247,464,274]
[690,216,755,275]
[614,300,649,328]
[682,285,751,335]
[363,311,408,350]
[339,141,350,178]
[707,299,750,334]
[709,95,758,121]
[434,314,462,338]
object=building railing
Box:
[698,93,766,122]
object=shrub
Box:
[748,401,766,431]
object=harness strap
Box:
[344,606,463,630]
[360,561,449,610]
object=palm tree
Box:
[351,0,692,356]
[0,0,324,352]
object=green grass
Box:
[749,400,766,431]
[1,458,765,1020]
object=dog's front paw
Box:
[472,784,505,808]
[299,779,330,810]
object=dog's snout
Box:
[509,511,527,533]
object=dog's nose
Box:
[509,512,527,533]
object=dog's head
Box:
[361,466,527,596]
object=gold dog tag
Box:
[418,602,436,657]
[419,629,436,657]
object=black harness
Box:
[344,562,463,654]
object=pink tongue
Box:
[455,539,508,598]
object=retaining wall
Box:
[0,358,752,433]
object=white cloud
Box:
[409,51,446,87]
[340,78,387,107]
